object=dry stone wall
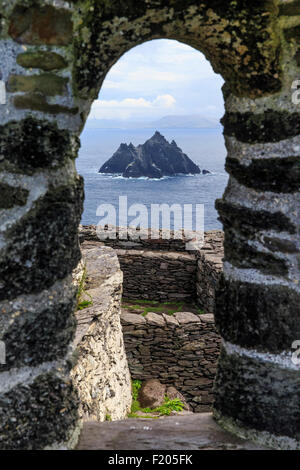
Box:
[117,249,197,303]
[121,311,221,412]
[71,245,132,423]
[79,226,224,310]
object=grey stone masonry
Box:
[71,245,132,422]
[121,310,221,412]
[79,228,224,310]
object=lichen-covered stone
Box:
[284,25,300,42]
[72,0,281,100]
[0,280,77,370]
[0,182,28,209]
[0,117,80,174]
[279,1,300,16]
[215,199,296,235]
[8,5,73,45]
[0,177,84,301]
[8,74,68,96]
[14,93,78,116]
[226,156,300,193]
[215,277,300,353]
[0,371,80,450]
[17,52,67,71]
[214,347,300,441]
[222,111,300,143]
[222,231,288,276]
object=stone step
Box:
[77,413,267,450]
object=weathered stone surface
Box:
[8,74,68,96]
[77,413,266,450]
[226,156,300,193]
[9,5,73,45]
[216,199,296,234]
[214,347,300,443]
[0,182,28,209]
[17,52,67,71]
[0,369,80,450]
[215,276,300,354]
[139,379,166,408]
[71,245,132,422]
[223,230,289,276]
[222,111,300,144]
[0,278,77,370]
[0,118,79,174]
[0,178,83,301]
[73,0,281,100]
[14,94,78,115]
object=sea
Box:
[76,128,228,231]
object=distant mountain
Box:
[99,131,201,178]
[151,114,218,129]
[86,114,220,129]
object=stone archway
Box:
[0,0,299,449]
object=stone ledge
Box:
[77,413,267,450]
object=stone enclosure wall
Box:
[121,311,221,413]
[0,0,299,450]
[71,245,132,423]
[80,225,224,310]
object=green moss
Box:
[8,73,68,96]
[76,266,93,311]
[14,93,78,115]
[17,52,68,71]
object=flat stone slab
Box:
[77,413,267,450]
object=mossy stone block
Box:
[17,52,67,71]
[14,93,78,115]
[8,73,68,96]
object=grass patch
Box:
[128,380,185,419]
[78,299,93,310]
[76,266,93,311]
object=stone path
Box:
[77,413,266,450]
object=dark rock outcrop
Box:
[99,131,201,178]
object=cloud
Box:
[89,94,176,120]
[87,39,225,121]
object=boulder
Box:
[139,379,166,408]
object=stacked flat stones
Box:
[0,0,299,450]
[80,226,224,309]
[121,311,221,412]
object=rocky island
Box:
[99,131,203,178]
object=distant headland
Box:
[99,131,210,179]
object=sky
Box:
[87,39,225,123]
